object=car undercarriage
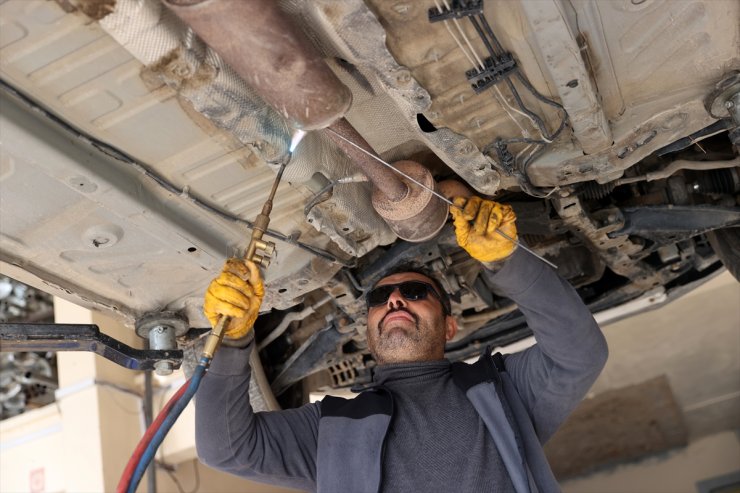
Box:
[0,0,738,408]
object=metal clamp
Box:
[428,0,483,23]
[466,54,517,94]
[135,312,189,375]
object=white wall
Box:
[0,297,296,493]
[592,271,740,438]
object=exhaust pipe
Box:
[164,0,448,241]
[164,0,351,130]
[325,118,448,242]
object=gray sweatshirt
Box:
[195,248,609,492]
[374,361,515,492]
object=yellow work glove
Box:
[203,259,264,340]
[450,196,518,263]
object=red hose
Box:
[116,378,191,493]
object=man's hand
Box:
[203,259,264,340]
[450,196,518,263]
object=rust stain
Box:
[138,48,254,162]
[142,47,218,92]
[319,2,344,24]
[75,0,117,20]
[545,376,687,479]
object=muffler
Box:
[325,118,449,242]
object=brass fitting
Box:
[201,314,228,361]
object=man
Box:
[197,196,608,493]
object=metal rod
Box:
[493,229,556,269]
[144,370,157,493]
[325,119,408,201]
[324,126,452,206]
[324,126,557,269]
[245,161,286,262]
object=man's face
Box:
[366,272,457,365]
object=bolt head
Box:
[395,70,411,85]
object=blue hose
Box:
[127,359,208,493]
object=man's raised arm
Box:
[196,259,321,491]
[451,195,608,442]
[483,247,608,441]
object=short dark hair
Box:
[369,263,452,315]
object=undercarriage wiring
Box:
[429,0,569,197]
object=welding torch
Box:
[201,160,287,360]
[200,130,306,360]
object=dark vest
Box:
[317,353,560,493]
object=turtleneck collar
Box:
[372,359,451,387]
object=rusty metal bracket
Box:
[0,323,183,371]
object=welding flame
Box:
[289,129,307,153]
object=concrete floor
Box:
[590,271,740,440]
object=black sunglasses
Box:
[366,281,448,314]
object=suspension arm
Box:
[0,323,183,371]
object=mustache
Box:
[380,307,418,329]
